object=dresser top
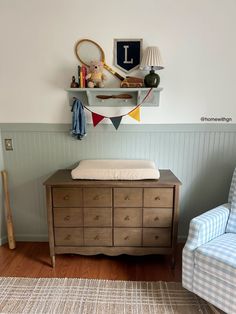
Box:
[44,169,181,188]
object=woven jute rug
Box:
[0,277,222,314]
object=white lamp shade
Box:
[140,46,164,70]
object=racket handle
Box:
[104,64,125,81]
[1,171,16,250]
[115,72,125,81]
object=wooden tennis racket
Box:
[75,39,124,81]
[1,170,16,249]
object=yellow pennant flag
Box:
[129,106,140,122]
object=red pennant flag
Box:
[92,112,105,127]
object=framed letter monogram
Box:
[114,39,142,73]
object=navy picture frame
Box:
[114,39,142,74]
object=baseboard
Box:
[0,236,7,246]
[14,234,48,242]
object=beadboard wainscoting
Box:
[0,123,236,244]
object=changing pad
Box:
[71,159,160,180]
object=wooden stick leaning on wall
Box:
[1,171,16,249]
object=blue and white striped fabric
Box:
[228,167,236,203]
[182,204,230,291]
[195,233,236,285]
[226,191,236,233]
[226,167,236,233]
[193,267,236,314]
[182,204,236,313]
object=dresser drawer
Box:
[84,208,112,227]
[53,188,82,207]
[144,188,173,208]
[54,228,83,246]
[143,208,173,227]
[83,188,112,207]
[54,208,83,227]
[114,188,142,207]
[114,208,142,227]
[114,228,142,246]
[143,228,171,247]
[84,228,112,246]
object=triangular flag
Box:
[129,106,140,122]
[110,116,122,130]
[92,112,105,127]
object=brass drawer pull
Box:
[124,216,130,221]
[155,196,160,201]
[154,216,159,221]
[93,195,99,200]
[64,215,70,221]
[124,196,130,201]
[65,235,71,240]
[124,236,129,240]
[94,215,100,220]
[155,235,159,240]
[94,235,99,240]
[63,195,69,200]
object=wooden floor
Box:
[0,242,183,281]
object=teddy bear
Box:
[86,60,107,88]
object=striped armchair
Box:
[182,169,236,314]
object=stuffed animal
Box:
[86,60,107,88]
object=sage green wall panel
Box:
[1,124,236,242]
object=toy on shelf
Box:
[70,76,79,88]
[120,76,144,88]
[86,60,107,88]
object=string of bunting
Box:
[79,88,153,130]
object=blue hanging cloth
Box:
[71,98,87,140]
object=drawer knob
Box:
[94,215,100,220]
[124,216,130,221]
[65,235,71,240]
[63,195,69,200]
[155,196,160,201]
[124,236,129,240]
[124,196,130,201]
[94,235,99,240]
[155,235,159,240]
[154,216,159,221]
[64,215,70,221]
[93,195,99,200]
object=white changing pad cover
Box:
[71,160,160,180]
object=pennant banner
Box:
[92,112,104,127]
[80,88,152,128]
[129,106,140,122]
[110,116,122,130]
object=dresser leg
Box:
[51,255,55,268]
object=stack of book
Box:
[77,65,87,88]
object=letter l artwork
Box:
[123,45,133,64]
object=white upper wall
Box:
[0,0,236,124]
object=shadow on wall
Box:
[179,160,233,238]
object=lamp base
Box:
[144,69,160,87]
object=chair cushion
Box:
[195,233,236,286]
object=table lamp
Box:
[140,46,164,87]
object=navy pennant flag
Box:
[110,116,122,130]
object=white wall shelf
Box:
[66,87,163,107]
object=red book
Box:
[82,66,87,87]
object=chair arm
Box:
[182,203,230,291]
[184,203,230,251]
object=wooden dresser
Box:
[44,169,181,267]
